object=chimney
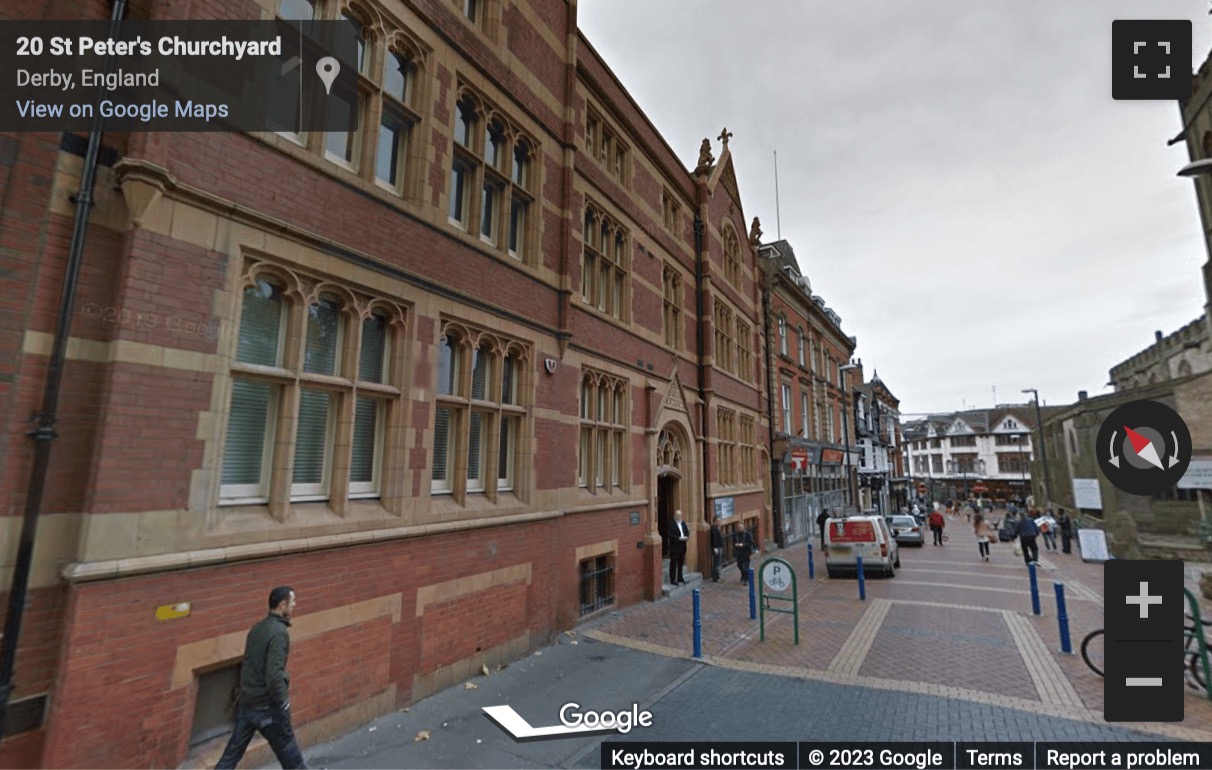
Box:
[1078,390,1088,401]
[1155,330,1164,343]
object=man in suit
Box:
[669,509,689,585]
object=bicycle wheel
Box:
[1187,650,1208,691]
[1081,629,1104,678]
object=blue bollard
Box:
[807,542,815,580]
[692,589,702,658]
[857,556,866,601]
[1054,582,1071,654]
[1029,563,1041,616]
[748,568,756,619]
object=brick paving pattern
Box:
[584,510,1212,740]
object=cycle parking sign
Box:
[758,557,799,645]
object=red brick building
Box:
[758,240,858,542]
[0,0,769,766]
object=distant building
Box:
[1022,45,1212,552]
[854,373,903,514]
[902,406,1046,504]
[759,239,859,542]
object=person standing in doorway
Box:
[669,510,689,585]
[816,508,830,549]
[709,517,724,583]
[1058,510,1074,554]
[734,525,755,583]
[216,586,307,770]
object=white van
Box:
[822,514,900,578]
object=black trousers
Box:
[711,549,721,580]
[1020,535,1039,565]
[978,540,989,558]
[1061,531,1072,553]
[215,703,306,769]
[737,551,751,582]
[669,549,686,584]
[931,527,943,545]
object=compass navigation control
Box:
[1096,399,1192,497]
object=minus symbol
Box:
[1125,677,1163,686]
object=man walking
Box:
[927,508,945,546]
[1058,510,1074,554]
[669,510,689,585]
[216,586,307,770]
[1017,511,1040,566]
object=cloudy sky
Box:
[578,1,1212,415]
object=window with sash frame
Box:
[578,371,628,491]
[431,324,528,502]
[581,204,629,320]
[220,266,404,508]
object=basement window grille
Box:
[579,554,615,616]
[1,694,46,737]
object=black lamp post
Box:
[839,362,859,510]
[1022,388,1054,507]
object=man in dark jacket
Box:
[816,509,830,548]
[1058,511,1075,554]
[710,517,724,582]
[216,586,307,769]
[1017,512,1041,566]
[734,526,756,584]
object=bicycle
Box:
[1081,613,1212,691]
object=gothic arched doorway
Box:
[655,426,687,565]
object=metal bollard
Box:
[857,556,866,601]
[1054,582,1071,654]
[807,542,815,580]
[1029,563,1041,616]
[692,589,702,658]
[748,568,756,619]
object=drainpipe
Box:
[693,212,710,528]
[0,0,128,736]
[761,270,785,548]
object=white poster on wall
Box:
[1178,459,1212,490]
[1077,529,1111,563]
[1072,478,1103,510]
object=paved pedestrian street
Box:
[297,512,1212,769]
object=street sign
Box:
[790,447,809,471]
[762,559,793,592]
[758,557,799,645]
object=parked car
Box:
[823,514,900,578]
[886,514,924,547]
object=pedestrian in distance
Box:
[734,525,756,583]
[1038,509,1058,552]
[816,508,830,549]
[928,509,945,545]
[973,512,993,562]
[709,516,724,583]
[215,586,307,770]
[1017,510,1041,566]
[668,509,689,585]
[1058,510,1074,554]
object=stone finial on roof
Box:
[748,216,762,246]
[694,138,714,174]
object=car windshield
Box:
[890,517,916,526]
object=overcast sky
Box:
[578,1,1212,416]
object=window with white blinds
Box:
[579,371,627,493]
[431,325,528,501]
[220,268,402,507]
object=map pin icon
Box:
[316,56,340,95]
